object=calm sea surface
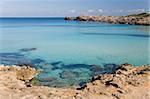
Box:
[0,18,149,87]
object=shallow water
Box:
[0,18,149,87]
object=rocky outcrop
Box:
[77,63,150,99]
[75,15,150,26]
[65,13,150,25]
[0,65,40,82]
[64,17,74,20]
[0,63,149,99]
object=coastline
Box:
[0,63,149,99]
[65,13,150,26]
[0,0,149,99]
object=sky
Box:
[0,0,149,17]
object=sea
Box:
[0,18,149,87]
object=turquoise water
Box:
[0,18,149,87]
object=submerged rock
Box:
[0,53,24,58]
[103,63,119,73]
[0,52,33,65]
[63,64,91,69]
[31,58,45,64]
[51,61,63,70]
[51,61,62,66]
[38,77,66,87]
[90,65,103,75]
[90,65,102,72]
[19,48,37,52]
[59,70,79,79]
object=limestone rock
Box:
[16,66,39,82]
[0,64,149,99]
[73,13,150,26]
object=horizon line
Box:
[0,12,149,18]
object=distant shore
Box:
[65,13,150,26]
[0,63,149,99]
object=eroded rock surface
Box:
[77,63,150,99]
[0,63,149,99]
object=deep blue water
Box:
[0,18,149,87]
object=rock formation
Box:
[64,17,74,20]
[0,65,39,82]
[76,63,150,99]
[65,13,150,26]
[0,63,149,99]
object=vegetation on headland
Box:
[0,63,149,99]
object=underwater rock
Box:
[63,64,91,69]
[59,70,79,79]
[31,58,45,64]
[50,61,64,70]
[89,65,104,75]
[51,61,62,66]
[1,57,32,65]
[19,48,37,52]
[41,63,53,72]
[39,77,58,82]
[0,52,32,65]
[103,63,119,73]
[0,53,24,58]
[51,66,60,70]
[90,65,103,72]
[38,77,65,87]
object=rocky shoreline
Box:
[0,63,149,99]
[65,13,150,26]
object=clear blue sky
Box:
[0,0,149,17]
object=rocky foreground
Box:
[65,13,150,26]
[0,63,149,99]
